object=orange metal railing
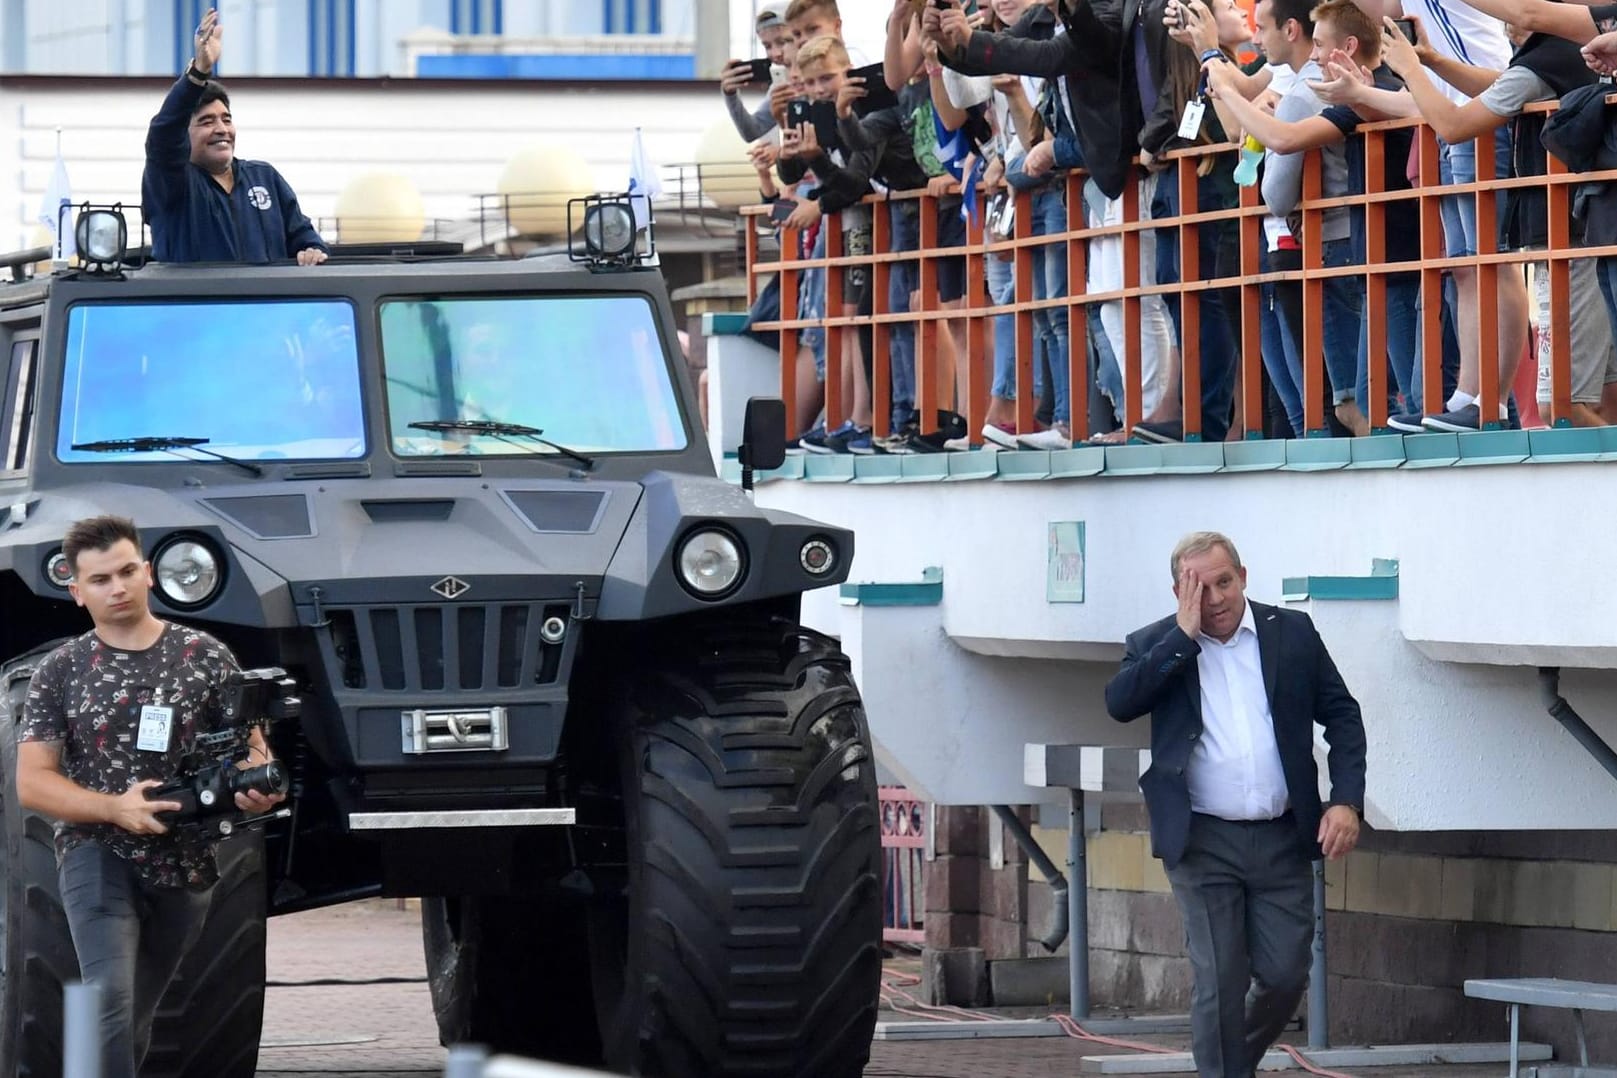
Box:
[743,102,1617,445]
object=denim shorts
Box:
[1438,130,1513,259]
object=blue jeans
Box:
[800,226,827,378]
[988,252,1017,400]
[1030,188,1072,424]
[1260,246,1305,439]
[1357,272,1422,418]
[888,200,919,426]
[60,843,213,1078]
[1321,238,1363,403]
[742,273,781,349]
[1152,173,1238,440]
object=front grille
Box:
[326,603,569,691]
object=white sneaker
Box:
[981,424,1020,450]
[942,435,972,451]
[1016,427,1072,450]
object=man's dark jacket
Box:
[142,75,326,263]
[1103,601,1367,869]
[941,0,1170,200]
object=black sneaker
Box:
[1387,412,1426,433]
[785,423,825,455]
[1131,419,1184,444]
[907,410,969,453]
[1420,404,1481,433]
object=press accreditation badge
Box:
[1178,99,1206,141]
[136,705,175,753]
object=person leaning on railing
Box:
[1336,0,1525,434]
[1208,0,1422,434]
[1379,16,1616,427]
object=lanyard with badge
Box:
[1179,55,1218,141]
[135,686,176,754]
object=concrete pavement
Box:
[253,900,1523,1078]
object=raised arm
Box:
[1455,0,1599,43]
[1208,63,1345,153]
[887,0,924,89]
[1380,20,1507,141]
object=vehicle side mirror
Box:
[738,397,787,491]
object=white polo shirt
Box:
[1187,602,1291,821]
[1399,0,1513,104]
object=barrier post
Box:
[872,200,893,439]
[824,213,846,430]
[1474,129,1503,429]
[1122,177,1144,434]
[918,195,941,433]
[964,197,989,444]
[1417,125,1445,421]
[1013,187,1037,438]
[1546,139,1574,426]
[1364,128,1391,431]
[1178,155,1204,440]
[777,224,801,431]
[1301,150,1327,436]
[1065,172,1090,442]
[1238,180,1265,438]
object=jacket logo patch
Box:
[247,186,272,210]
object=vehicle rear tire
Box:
[142,831,268,1078]
[422,894,604,1064]
[0,654,78,1078]
[590,616,883,1077]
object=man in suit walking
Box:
[1105,531,1366,1078]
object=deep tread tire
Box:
[594,617,883,1078]
[143,832,267,1078]
[422,894,603,1064]
[0,655,78,1078]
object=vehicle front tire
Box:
[0,656,78,1078]
[590,616,884,1077]
[143,831,268,1078]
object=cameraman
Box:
[15,515,284,1078]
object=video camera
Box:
[146,667,301,837]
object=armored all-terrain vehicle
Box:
[0,205,882,1077]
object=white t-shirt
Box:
[1261,63,1298,252]
[1398,0,1512,103]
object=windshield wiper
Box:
[408,420,595,469]
[70,436,265,478]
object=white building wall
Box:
[0,77,735,249]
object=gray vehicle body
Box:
[0,257,854,907]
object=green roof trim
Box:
[702,312,751,336]
[840,565,943,607]
[1281,558,1400,602]
[719,427,1617,486]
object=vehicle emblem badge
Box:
[431,576,470,599]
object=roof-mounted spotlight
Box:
[567,192,655,269]
[73,204,130,275]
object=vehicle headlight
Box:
[676,528,745,599]
[583,202,636,259]
[153,538,223,607]
[74,208,127,266]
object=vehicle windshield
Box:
[57,300,366,463]
[380,294,688,456]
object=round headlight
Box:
[584,203,636,258]
[153,539,222,607]
[44,551,74,588]
[677,529,744,599]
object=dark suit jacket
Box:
[1104,601,1367,870]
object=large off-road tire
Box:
[423,894,604,1064]
[591,617,884,1077]
[143,831,268,1078]
[0,654,78,1078]
[0,650,267,1078]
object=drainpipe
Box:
[1539,668,1617,783]
[990,805,1070,952]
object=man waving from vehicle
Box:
[142,8,328,265]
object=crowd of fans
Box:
[722,0,1617,452]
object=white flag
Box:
[37,152,76,261]
[627,127,662,232]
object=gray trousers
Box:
[1165,813,1313,1078]
[59,842,213,1078]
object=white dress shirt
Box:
[1186,602,1291,821]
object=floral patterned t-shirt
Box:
[20,623,239,890]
